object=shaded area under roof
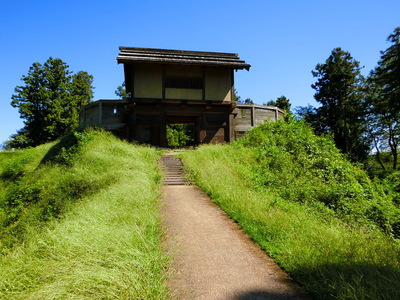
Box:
[117,47,251,70]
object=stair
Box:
[160,153,190,185]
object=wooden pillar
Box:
[251,105,255,126]
[200,113,206,143]
[229,113,235,142]
[98,101,103,125]
[159,111,167,147]
[231,69,235,101]
[162,65,166,100]
[128,105,136,141]
[195,117,201,145]
[224,114,229,143]
[202,67,206,101]
[124,64,133,97]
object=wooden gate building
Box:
[80,47,284,146]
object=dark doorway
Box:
[166,124,195,147]
[166,116,197,148]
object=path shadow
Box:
[294,263,400,299]
[234,290,311,300]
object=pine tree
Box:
[266,96,293,121]
[115,82,130,100]
[10,58,94,147]
[266,96,291,111]
[311,47,369,161]
[367,27,400,169]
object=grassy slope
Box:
[181,121,400,300]
[0,130,168,299]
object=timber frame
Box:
[116,47,250,146]
[80,47,284,146]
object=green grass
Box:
[2,122,398,299]
[180,121,400,300]
[0,130,169,299]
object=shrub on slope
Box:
[236,120,400,238]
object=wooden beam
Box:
[162,65,166,99]
[202,67,206,101]
[231,69,234,102]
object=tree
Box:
[233,89,241,102]
[311,47,369,161]
[367,27,400,169]
[265,95,291,111]
[295,105,326,134]
[166,124,194,147]
[234,89,254,104]
[115,82,131,100]
[4,128,31,149]
[238,98,254,104]
[265,96,293,120]
[10,57,94,147]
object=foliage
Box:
[9,57,94,148]
[237,120,399,237]
[265,95,293,121]
[385,171,400,209]
[238,98,254,104]
[3,128,31,149]
[366,151,398,179]
[265,95,291,111]
[167,124,194,147]
[0,130,168,299]
[41,130,95,166]
[233,88,241,102]
[366,27,400,170]
[115,81,131,100]
[234,89,254,104]
[366,152,400,218]
[181,121,400,300]
[311,47,369,162]
[295,105,326,134]
[300,27,400,168]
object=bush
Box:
[236,120,400,237]
[41,130,95,165]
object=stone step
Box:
[160,153,190,185]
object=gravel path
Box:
[161,152,311,300]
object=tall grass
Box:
[0,130,169,299]
[181,121,400,300]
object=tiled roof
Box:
[117,47,250,70]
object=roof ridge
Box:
[118,46,239,58]
[117,47,251,70]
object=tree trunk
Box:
[373,135,386,170]
[388,126,398,170]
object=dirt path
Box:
[161,152,310,300]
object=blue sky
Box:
[1,0,399,145]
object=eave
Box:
[117,47,251,71]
